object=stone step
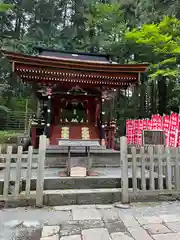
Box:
[44,188,121,206]
[45,151,120,168]
[30,177,121,191]
[23,188,121,206]
[0,176,121,196]
[46,145,107,151]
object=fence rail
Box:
[0,111,33,132]
[1,135,180,206]
[121,136,180,203]
[0,135,46,207]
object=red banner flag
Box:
[126,120,134,145]
[152,114,158,129]
[134,120,139,145]
[147,119,153,130]
[137,120,143,146]
[163,115,170,146]
[126,113,180,148]
[151,114,163,130]
[142,119,148,130]
[168,112,179,147]
[156,115,163,130]
[130,120,135,144]
[177,120,180,147]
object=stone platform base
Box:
[45,150,120,168]
[29,147,120,168]
[43,188,121,206]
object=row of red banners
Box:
[126,112,180,147]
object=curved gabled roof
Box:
[2,50,149,88]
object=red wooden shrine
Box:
[2,48,148,149]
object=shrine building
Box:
[2,48,148,149]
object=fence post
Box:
[36,134,46,207]
[120,136,129,203]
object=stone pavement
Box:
[1,202,180,239]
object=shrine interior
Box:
[35,85,102,146]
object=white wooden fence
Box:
[2,134,180,207]
[121,136,180,203]
[0,135,46,207]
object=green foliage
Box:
[126,16,180,79]
[125,15,180,114]
[0,2,13,12]
[1,0,180,131]
[0,131,21,144]
[86,3,127,58]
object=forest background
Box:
[1,0,180,138]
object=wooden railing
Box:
[2,134,180,207]
[0,135,46,207]
[120,136,180,203]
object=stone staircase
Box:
[43,188,121,206]
[20,175,122,206]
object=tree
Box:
[126,17,180,75]
[0,2,13,12]
[125,16,180,114]
[86,3,127,59]
[1,0,180,118]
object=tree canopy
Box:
[1,0,180,133]
[0,2,13,12]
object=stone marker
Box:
[70,167,87,177]
[70,157,87,177]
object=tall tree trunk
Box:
[150,80,157,115]
[14,0,23,39]
[133,84,140,118]
[63,1,68,28]
[140,73,146,118]
[158,76,167,115]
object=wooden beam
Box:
[15,63,138,79]
[20,77,135,88]
[16,70,137,84]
